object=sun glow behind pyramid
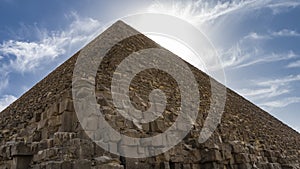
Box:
[146,33,207,73]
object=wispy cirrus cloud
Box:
[148,0,300,26]
[238,74,300,110]
[287,60,300,68]
[236,50,297,68]
[244,29,300,41]
[0,76,8,92]
[244,32,271,40]
[266,1,300,14]
[239,85,290,100]
[0,39,66,72]
[221,42,297,69]
[148,0,258,25]
[0,12,102,112]
[0,12,102,73]
[260,97,300,109]
[256,74,300,86]
[272,29,300,37]
[0,95,17,112]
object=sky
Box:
[0,0,299,132]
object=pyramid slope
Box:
[0,21,299,168]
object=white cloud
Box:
[147,0,300,26]
[260,97,300,108]
[0,12,102,73]
[221,41,297,69]
[256,74,300,86]
[148,0,258,25]
[237,74,300,107]
[239,85,290,100]
[272,29,300,37]
[0,55,3,60]
[236,50,297,68]
[0,39,66,72]
[244,32,271,40]
[287,60,300,68]
[267,1,300,14]
[0,76,8,91]
[244,29,300,42]
[220,43,252,68]
[0,95,17,112]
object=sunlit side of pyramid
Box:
[0,21,299,169]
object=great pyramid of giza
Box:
[0,21,299,169]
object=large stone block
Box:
[73,159,91,169]
[59,111,76,132]
[11,155,33,169]
[69,138,94,159]
[93,163,124,169]
[54,132,77,146]
[200,149,222,163]
[123,158,150,169]
[59,99,74,114]
[234,153,250,164]
[11,142,32,156]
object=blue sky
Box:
[0,0,299,132]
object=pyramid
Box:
[0,21,299,169]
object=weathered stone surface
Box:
[73,159,91,169]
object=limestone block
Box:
[82,116,99,131]
[32,130,42,142]
[190,149,201,163]
[48,115,61,127]
[182,164,191,169]
[37,119,48,130]
[37,140,48,152]
[69,138,94,159]
[237,163,252,169]
[191,164,201,169]
[123,158,149,169]
[200,149,222,163]
[94,143,106,157]
[155,162,170,169]
[93,163,124,169]
[94,155,120,165]
[0,145,11,159]
[33,150,46,163]
[59,111,75,132]
[263,149,275,158]
[41,111,48,121]
[73,159,91,169]
[61,161,72,169]
[221,144,233,161]
[119,145,138,157]
[11,142,32,156]
[234,153,250,164]
[230,142,245,154]
[45,148,59,160]
[200,162,223,169]
[54,132,77,146]
[34,112,41,122]
[44,161,62,169]
[11,155,33,169]
[59,99,74,114]
[47,103,59,117]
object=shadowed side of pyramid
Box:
[0,20,299,169]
